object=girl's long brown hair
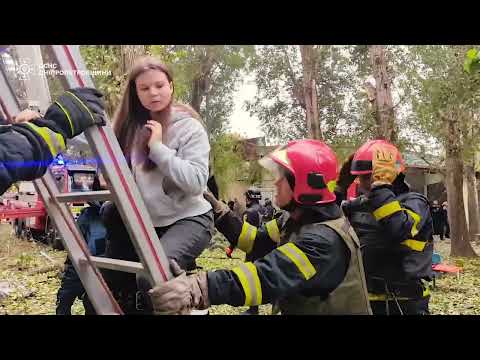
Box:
[112,56,201,171]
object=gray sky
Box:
[229,73,264,139]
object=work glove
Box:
[204,190,230,219]
[371,145,398,188]
[336,153,356,193]
[13,109,41,123]
[42,87,106,139]
[149,259,209,315]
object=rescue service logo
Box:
[16,58,34,81]
[5,57,112,80]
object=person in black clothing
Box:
[442,202,450,239]
[336,140,433,315]
[430,200,445,240]
[238,187,270,314]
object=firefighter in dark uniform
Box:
[225,188,267,266]
[148,139,372,315]
[0,87,105,196]
[241,187,273,314]
[336,139,433,315]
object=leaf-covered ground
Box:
[1,223,479,315]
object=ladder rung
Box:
[55,190,112,203]
[81,256,145,274]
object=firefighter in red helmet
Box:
[149,139,371,315]
[336,140,433,315]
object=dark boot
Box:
[241,306,259,315]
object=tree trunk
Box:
[444,113,477,257]
[299,45,322,140]
[368,45,397,142]
[190,47,215,114]
[465,164,480,239]
[121,45,145,74]
[191,77,203,113]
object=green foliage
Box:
[246,160,264,185]
[464,48,480,74]
[404,45,480,161]
[211,133,245,198]
[79,45,124,117]
[246,45,364,144]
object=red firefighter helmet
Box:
[351,139,405,175]
[259,139,338,204]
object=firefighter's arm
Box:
[215,210,282,255]
[207,226,350,307]
[0,123,65,195]
[368,186,430,245]
[244,208,260,227]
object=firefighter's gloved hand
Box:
[149,259,209,315]
[336,153,356,193]
[13,109,41,124]
[204,190,229,219]
[371,146,398,188]
[44,87,106,139]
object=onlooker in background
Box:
[431,200,445,241]
[442,201,450,239]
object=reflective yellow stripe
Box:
[401,239,427,251]
[373,201,402,220]
[277,243,316,280]
[66,91,97,124]
[55,100,75,137]
[368,286,430,301]
[368,293,411,301]
[374,201,422,237]
[327,180,337,193]
[231,262,262,306]
[237,221,257,254]
[25,122,66,157]
[402,208,421,237]
[265,219,281,243]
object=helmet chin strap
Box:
[281,199,297,212]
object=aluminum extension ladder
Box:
[0,45,172,315]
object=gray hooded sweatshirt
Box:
[132,110,212,227]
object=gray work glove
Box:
[203,190,230,219]
[149,260,209,315]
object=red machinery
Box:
[0,163,97,249]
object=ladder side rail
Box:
[35,174,124,314]
[48,45,172,284]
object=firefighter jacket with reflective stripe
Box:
[244,202,263,227]
[341,185,433,298]
[243,202,271,262]
[208,203,372,315]
[0,119,66,195]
